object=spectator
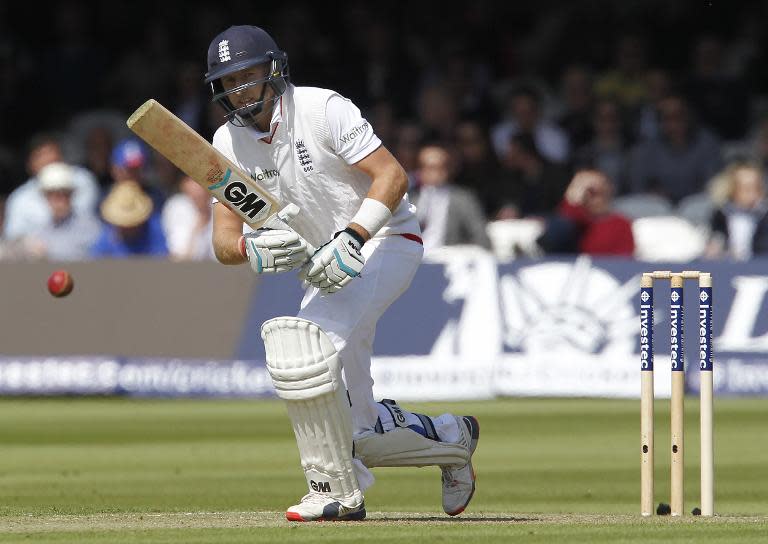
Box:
[428,41,496,125]
[82,125,115,189]
[417,84,460,142]
[108,138,166,209]
[453,120,506,218]
[367,100,398,150]
[171,60,210,135]
[98,19,176,115]
[0,144,19,203]
[0,3,766,192]
[31,1,107,127]
[705,161,768,260]
[635,68,673,142]
[91,180,168,258]
[492,83,570,164]
[555,64,595,151]
[3,132,99,241]
[495,132,570,220]
[338,19,415,118]
[65,108,131,187]
[750,116,768,170]
[628,94,723,204]
[594,34,650,113]
[685,35,750,141]
[161,175,215,261]
[538,169,634,256]
[756,212,768,256]
[23,162,101,261]
[393,122,425,191]
[411,143,491,252]
[573,98,632,193]
[151,152,184,203]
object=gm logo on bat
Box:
[208,168,269,221]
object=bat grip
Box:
[263,204,316,255]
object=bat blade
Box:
[127,99,281,228]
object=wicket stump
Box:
[640,271,714,517]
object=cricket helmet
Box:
[205,25,289,127]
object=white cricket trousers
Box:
[297,233,423,436]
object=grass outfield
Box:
[0,397,766,542]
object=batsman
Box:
[205,25,479,521]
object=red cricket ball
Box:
[47,269,74,298]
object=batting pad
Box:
[354,427,470,468]
[261,317,363,507]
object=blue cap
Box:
[111,138,147,169]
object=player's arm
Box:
[302,95,406,294]
[346,146,408,242]
[301,146,407,294]
[212,202,247,264]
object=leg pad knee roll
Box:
[262,317,344,400]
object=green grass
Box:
[0,397,766,542]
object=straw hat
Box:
[100,181,153,227]
[38,162,75,192]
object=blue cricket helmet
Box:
[205,25,289,127]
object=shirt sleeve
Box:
[325,94,381,164]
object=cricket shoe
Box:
[441,415,480,516]
[285,493,366,522]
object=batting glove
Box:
[240,228,311,274]
[300,228,365,294]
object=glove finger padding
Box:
[243,228,311,274]
[254,229,306,250]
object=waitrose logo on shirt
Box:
[339,122,369,144]
[252,168,279,181]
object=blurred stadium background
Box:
[1,0,768,540]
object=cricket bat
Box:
[126,99,284,230]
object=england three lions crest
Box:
[295,139,314,173]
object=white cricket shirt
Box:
[212,85,419,248]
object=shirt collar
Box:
[249,96,284,141]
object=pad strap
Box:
[378,399,440,441]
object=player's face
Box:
[221,64,273,109]
[43,189,73,221]
[732,167,765,209]
[581,172,612,215]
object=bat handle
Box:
[264,203,317,255]
[274,203,301,224]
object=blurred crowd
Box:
[1,0,768,262]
